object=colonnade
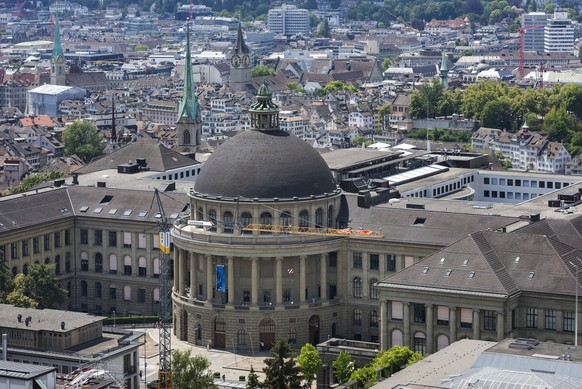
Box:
[173,248,330,307]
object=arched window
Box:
[299,210,309,228]
[124,255,132,275]
[392,329,403,346]
[81,280,88,296]
[237,329,247,345]
[369,278,379,299]
[240,212,252,234]
[95,253,103,273]
[353,277,362,297]
[23,263,29,275]
[327,205,334,228]
[197,207,204,220]
[95,282,102,298]
[208,210,217,231]
[44,258,50,265]
[260,212,272,225]
[370,310,378,327]
[223,211,233,233]
[55,255,61,274]
[65,253,71,273]
[331,322,337,337]
[437,334,449,351]
[288,327,296,344]
[138,256,147,277]
[153,258,160,278]
[124,285,131,301]
[153,288,160,303]
[281,211,292,226]
[109,254,118,274]
[183,130,191,145]
[11,266,17,276]
[81,252,89,271]
[353,308,362,325]
[413,332,427,354]
[315,208,323,228]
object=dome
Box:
[194,129,337,199]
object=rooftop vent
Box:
[406,203,425,209]
[17,314,21,322]
[61,321,65,330]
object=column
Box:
[190,253,197,299]
[473,309,480,339]
[320,253,327,301]
[449,307,457,343]
[380,300,389,351]
[426,304,434,354]
[362,253,368,298]
[178,249,185,296]
[496,311,504,340]
[275,257,283,305]
[251,257,258,306]
[403,302,411,347]
[299,256,306,304]
[206,255,213,302]
[173,247,179,292]
[227,256,235,305]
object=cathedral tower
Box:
[229,23,252,92]
[51,17,66,86]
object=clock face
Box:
[231,54,241,68]
[242,54,251,68]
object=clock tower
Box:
[230,23,252,92]
[51,17,66,86]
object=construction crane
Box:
[154,188,173,389]
[518,24,545,78]
[242,224,384,238]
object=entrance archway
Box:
[309,315,320,345]
[259,317,276,351]
[180,310,188,341]
[213,316,226,349]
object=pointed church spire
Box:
[439,50,448,89]
[234,22,250,55]
[177,19,200,122]
[52,17,63,59]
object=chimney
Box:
[61,321,65,330]
[17,314,21,322]
[2,334,6,361]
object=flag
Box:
[288,268,294,276]
[216,264,226,292]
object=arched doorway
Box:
[213,316,226,349]
[181,310,188,341]
[259,317,276,351]
[309,315,320,345]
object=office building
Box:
[544,10,575,53]
[268,4,310,36]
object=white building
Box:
[522,12,549,52]
[348,110,374,129]
[544,10,575,53]
[49,1,89,16]
[27,85,86,117]
[280,111,309,138]
[268,4,310,36]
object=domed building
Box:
[171,82,351,350]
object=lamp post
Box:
[570,261,579,346]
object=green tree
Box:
[480,98,513,130]
[172,349,216,389]
[62,120,105,163]
[134,44,148,51]
[251,65,276,77]
[409,80,445,119]
[372,345,423,373]
[332,351,354,384]
[246,365,262,389]
[381,56,394,72]
[309,13,319,28]
[0,252,13,303]
[287,82,306,94]
[315,17,331,38]
[6,264,67,309]
[297,343,322,388]
[556,83,582,118]
[262,338,303,389]
[10,171,65,194]
[349,365,377,388]
[543,105,573,143]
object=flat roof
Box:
[0,360,56,379]
[29,84,73,95]
[0,304,104,332]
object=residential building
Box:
[522,12,549,52]
[268,4,310,36]
[544,10,575,53]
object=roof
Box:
[0,304,103,332]
[0,360,56,379]
[29,84,74,95]
[75,137,198,174]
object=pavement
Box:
[136,327,269,388]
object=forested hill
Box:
[49,0,582,25]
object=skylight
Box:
[463,259,469,266]
[515,256,520,263]
[93,207,103,214]
[445,269,452,276]
[440,257,445,263]
[100,195,114,204]
[413,217,426,225]
[422,267,429,274]
[528,271,535,279]
[138,211,148,217]
[79,206,89,213]
[108,209,117,215]
[468,271,475,278]
[123,210,133,216]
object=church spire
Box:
[52,17,63,59]
[234,22,250,55]
[177,19,200,123]
[439,50,448,89]
[51,16,66,86]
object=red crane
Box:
[518,24,545,78]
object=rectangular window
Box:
[21,240,28,256]
[109,231,117,247]
[81,257,89,272]
[32,237,39,254]
[138,233,147,249]
[437,305,449,326]
[526,307,538,328]
[44,234,50,251]
[564,311,575,332]
[65,229,71,245]
[484,177,490,184]
[123,232,132,248]
[387,254,396,272]
[499,179,506,185]
[539,181,545,188]
[523,180,529,187]
[110,288,117,300]
[283,289,290,302]
[353,252,362,269]
[484,190,490,197]
[545,310,556,330]
[547,181,553,189]
[80,229,89,245]
[483,310,496,331]
[413,336,426,354]
[515,179,521,187]
[370,254,379,270]
[413,303,425,323]
[94,230,103,245]
[329,252,337,268]
[460,308,473,328]
[54,232,61,248]
[508,179,513,186]
[491,178,498,185]
[391,301,403,320]
[11,243,17,259]
[531,181,537,188]
[138,288,146,303]
[404,256,414,268]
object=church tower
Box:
[51,17,66,86]
[229,23,252,92]
[439,50,448,89]
[176,20,202,149]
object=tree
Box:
[409,80,445,119]
[480,98,513,130]
[62,120,104,163]
[11,171,65,194]
[262,338,303,389]
[315,18,330,38]
[6,264,67,309]
[0,252,13,303]
[543,105,573,143]
[349,365,377,388]
[172,349,216,389]
[381,56,394,72]
[251,65,276,77]
[309,13,319,28]
[372,345,423,373]
[134,44,148,51]
[297,343,322,388]
[332,351,354,384]
[246,365,262,389]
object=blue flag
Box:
[216,264,226,292]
